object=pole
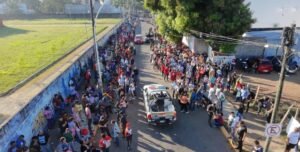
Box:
[280,104,294,124]
[89,0,103,92]
[263,24,296,152]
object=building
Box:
[237,29,300,58]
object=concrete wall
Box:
[0,22,122,151]
[182,35,209,54]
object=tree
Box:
[22,0,42,13]
[112,0,143,10]
[145,0,256,49]
[5,0,22,14]
[41,0,72,14]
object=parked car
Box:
[266,56,299,74]
[143,84,176,125]
[256,59,273,73]
[134,34,144,44]
[144,33,154,44]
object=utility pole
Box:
[89,0,103,92]
[263,24,296,152]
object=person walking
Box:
[99,134,112,152]
[111,120,121,147]
[37,130,51,152]
[29,136,41,152]
[189,89,197,111]
[85,104,93,133]
[252,140,263,152]
[43,106,55,130]
[236,121,247,152]
[179,92,189,114]
[216,89,226,113]
[125,122,133,150]
[207,103,216,127]
[285,127,300,152]
[56,137,72,152]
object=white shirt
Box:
[217,92,226,102]
[118,78,125,86]
[228,114,234,123]
[288,131,300,144]
[217,69,222,75]
[215,88,221,96]
[125,78,129,86]
[208,88,215,99]
[172,82,178,89]
[231,116,240,128]
[241,88,249,99]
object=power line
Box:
[190,29,282,48]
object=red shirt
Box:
[170,72,176,81]
[161,64,165,73]
[164,67,169,75]
[99,135,112,148]
[85,71,91,80]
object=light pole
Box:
[89,0,103,92]
[263,24,296,152]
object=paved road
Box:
[115,21,232,152]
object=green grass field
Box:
[0,18,120,93]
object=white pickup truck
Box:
[143,84,176,125]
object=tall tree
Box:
[22,0,42,13]
[5,0,22,14]
[112,0,143,10]
[41,0,72,14]
[145,0,255,50]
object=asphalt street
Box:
[119,21,232,152]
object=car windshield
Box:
[148,91,169,100]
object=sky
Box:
[245,0,300,28]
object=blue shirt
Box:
[190,92,197,102]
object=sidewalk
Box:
[223,94,286,152]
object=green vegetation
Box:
[144,0,255,51]
[112,0,144,10]
[2,0,72,14]
[0,18,120,93]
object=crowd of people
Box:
[8,18,139,152]
[7,16,297,152]
[149,31,299,152]
[149,34,271,152]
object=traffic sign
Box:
[264,123,282,137]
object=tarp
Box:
[182,35,209,54]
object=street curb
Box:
[220,126,239,152]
